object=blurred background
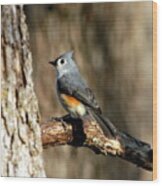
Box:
[24,1,153,180]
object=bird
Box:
[49,51,117,137]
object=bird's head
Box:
[49,51,77,77]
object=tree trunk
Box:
[1,5,45,177]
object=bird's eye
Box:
[60,59,65,65]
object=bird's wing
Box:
[57,75,102,114]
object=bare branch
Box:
[41,115,152,171]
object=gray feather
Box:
[57,73,101,113]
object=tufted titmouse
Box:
[49,51,117,137]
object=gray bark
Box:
[1,5,45,177]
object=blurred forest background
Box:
[24,1,153,180]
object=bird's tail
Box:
[89,110,118,138]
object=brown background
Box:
[24,1,153,180]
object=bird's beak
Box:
[49,60,56,66]
[49,61,53,65]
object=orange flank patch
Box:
[60,94,81,107]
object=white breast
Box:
[68,103,86,118]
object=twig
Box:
[41,115,152,171]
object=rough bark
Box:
[1,5,45,177]
[41,116,152,171]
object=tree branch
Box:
[41,115,152,171]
